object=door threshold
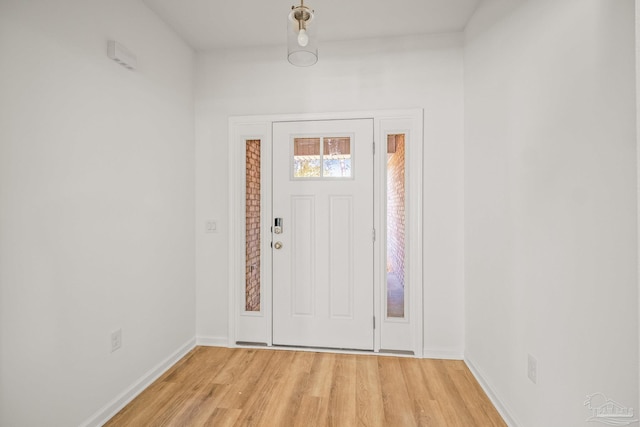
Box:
[234,342,416,358]
[274,344,375,353]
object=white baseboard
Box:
[464,356,522,427]
[196,335,229,347]
[80,338,196,427]
[422,347,464,360]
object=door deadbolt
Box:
[274,218,283,234]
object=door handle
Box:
[274,241,283,250]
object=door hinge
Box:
[373,316,376,329]
[373,141,375,155]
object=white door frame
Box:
[228,109,424,356]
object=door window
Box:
[293,136,352,179]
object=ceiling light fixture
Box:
[288,0,317,67]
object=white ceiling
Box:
[142,0,481,51]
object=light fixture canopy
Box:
[288,0,317,66]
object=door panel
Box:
[272,119,374,350]
[291,195,314,316]
[328,195,353,319]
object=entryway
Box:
[228,110,424,356]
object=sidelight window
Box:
[245,139,261,312]
[386,134,406,318]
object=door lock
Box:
[274,241,283,250]
[274,218,283,234]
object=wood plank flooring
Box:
[105,347,506,427]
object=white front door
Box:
[272,119,374,350]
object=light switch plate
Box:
[205,220,217,233]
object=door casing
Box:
[228,110,424,356]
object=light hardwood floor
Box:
[105,346,506,426]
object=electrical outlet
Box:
[111,329,122,353]
[527,354,537,384]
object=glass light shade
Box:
[287,7,317,67]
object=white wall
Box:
[195,34,466,356]
[637,0,640,418]
[0,1,195,426]
[464,1,638,426]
